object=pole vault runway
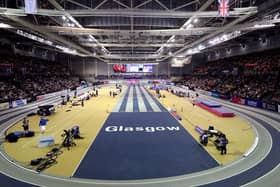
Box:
[74,85,218,180]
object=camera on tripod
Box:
[61,129,76,150]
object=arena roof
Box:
[0,0,280,64]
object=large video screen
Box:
[113,64,153,73]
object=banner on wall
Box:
[211,92,220,98]
[0,102,9,110]
[11,99,27,108]
[219,94,229,100]
[231,96,245,105]
[261,102,278,112]
[196,89,211,96]
[245,99,261,108]
[165,81,173,85]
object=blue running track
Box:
[119,86,131,112]
[0,173,37,187]
[143,86,167,112]
[117,85,166,112]
[132,85,139,112]
[137,86,153,112]
[74,112,218,180]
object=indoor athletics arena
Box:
[0,0,280,187]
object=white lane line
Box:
[125,86,134,112]
[140,86,161,112]
[112,87,127,112]
[136,86,147,112]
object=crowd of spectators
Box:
[0,55,80,103]
[178,50,280,104]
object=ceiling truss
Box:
[0,0,279,63]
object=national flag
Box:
[25,0,37,14]
[218,0,229,17]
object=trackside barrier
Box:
[195,89,279,113]
[0,102,9,111]
[261,102,278,112]
[0,100,28,110]
[36,90,69,101]
[11,99,27,108]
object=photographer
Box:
[22,117,29,134]
[61,129,76,149]
[220,136,228,155]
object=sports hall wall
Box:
[59,53,207,77]
[63,57,171,77]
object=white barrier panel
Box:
[12,99,27,108]
[36,89,68,101]
[278,104,280,113]
[39,136,55,147]
[244,137,259,157]
[196,89,212,96]
[108,80,118,85]
[76,86,84,90]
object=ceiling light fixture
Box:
[253,23,275,28]
[0,23,12,28]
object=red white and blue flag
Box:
[218,0,229,17]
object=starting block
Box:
[39,136,55,148]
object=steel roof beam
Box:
[0,8,256,18]
[112,0,131,9]
[43,26,216,36]
[171,13,257,59]
[84,22,179,28]
[81,43,184,47]
[97,54,165,59]
[156,0,217,55]
[154,0,169,10]
[93,0,108,10]
[59,9,254,18]
[46,0,109,56]
[134,0,153,9]
[65,0,94,10]
[5,16,93,56]
[172,0,199,11]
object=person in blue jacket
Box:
[39,117,48,134]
